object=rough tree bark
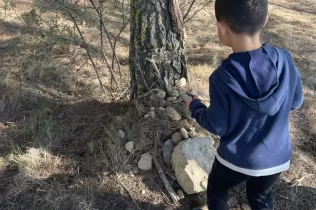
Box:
[130,0,188,99]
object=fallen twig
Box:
[291,174,315,187]
[152,154,180,204]
[113,171,140,210]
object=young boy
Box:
[186,0,304,209]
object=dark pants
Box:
[207,159,280,210]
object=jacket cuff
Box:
[189,99,204,112]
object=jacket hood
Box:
[218,44,289,116]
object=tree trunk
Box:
[130,0,188,99]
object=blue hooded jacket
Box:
[190,44,303,176]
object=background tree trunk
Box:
[130,0,188,99]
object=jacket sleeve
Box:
[189,75,229,136]
[291,72,303,111]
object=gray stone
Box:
[118,130,126,139]
[103,171,110,176]
[180,128,189,139]
[167,97,177,102]
[156,90,166,99]
[190,89,198,96]
[166,107,182,121]
[132,167,138,174]
[166,86,173,93]
[180,119,191,130]
[171,137,216,194]
[189,127,196,132]
[158,107,166,111]
[138,152,153,170]
[159,99,167,107]
[179,91,189,102]
[125,141,134,153]
[149,111,156,118]
[144,114,150,119]
[129,170,135,177]
[188,131,198,138]
[201,180,208,190]
[177,97,183,103]
[171,132,183,144]
[163,139,174,165]
[177,78,187,87]
[169,90,179,97]
[177,189,185,199]
[179,90,186,95]
[150,107,155,111]
[165,206,174,210]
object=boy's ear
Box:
[264,15,269,27]
[217,21,227,36]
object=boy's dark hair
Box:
[215,0,268,35]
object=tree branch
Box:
[88,0,123,77]
[183,0,196,21]
[55,0,114,99]
[184,0,212,24]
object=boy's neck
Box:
[230,33,262,53]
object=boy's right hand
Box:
[186,94,199,109]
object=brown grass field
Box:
[0,0,315,209]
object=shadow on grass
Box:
[0,168,166,210]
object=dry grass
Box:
[0,0,315,210]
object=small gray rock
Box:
[125,141,134,153]
[180,128,189,139]
[177,78,187,87]
[164,206,174,210]
[132,167,138,174]
[156,90,166,99]
[144,114,150,119]
[179,90,186,95]
[201,180,208,190]
[138,152,152,170]
[166,86,173,93]
[159,99,167,107]
[189,131,198,138]
[166,107,182,121]
[177,189,185,199]
[167,97,177,102]
[163,139,174,165]
[180,119,191,130]
[103,171,110,176]
[150,107,155,111]
[171,132,183,144]
[176,97,183,103]
[179,91,189,102]
[169,90,179,97]
[190,89,198,96]
[118,130,126,139]
[129,170,135,177]
[149,111,156,118]
[158,107,166,111]
[189,127,196,131]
